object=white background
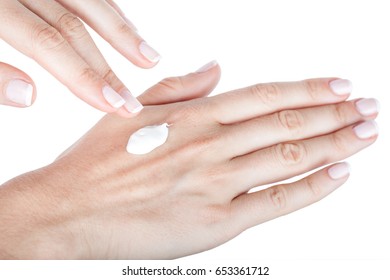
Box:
[0,0,389,275]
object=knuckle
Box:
[172,132,221,160]
[159,77,185,93]
[332,103,348,124]
[33,25,66,52]
[249,83,281,107]
[267,186,288,210]
[167,103,200,123]
[115,21,133,36]
[187,135,219,154]
[304,176,322,197]
[275,142,306,166]
[57,13,86,40]
[331,132,348,153]
[201,167,228,186]
[102,69,121,88]
[302,79,324,101]
[276,110,304,135]
[76,68,100,84]
[102,69,124,91]
[201,205,230,226]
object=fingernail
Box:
[121,90,143,113]
[329,79,353,95]
[139,41,161,63]
[353,120,378,139]
[328,162,350,180]
[195,60,218,73]
[5,80,33,106]
[355,98,380,116]
[102,86,126,108]
[125,17,138,32]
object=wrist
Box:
[0,167,82,259]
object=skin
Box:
[0,0,155,116]
[0,66,378,259]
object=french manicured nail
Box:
[353,120,378,139]
[102,86,126,108]
[139,41,161,63]
[195,60,218,73]
[121,90,143,113]
[355,98,380,116]
[329,79,353,95]
[6,80,33,106]
[328,162,350,180]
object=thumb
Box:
[0,62,35,107]
[138,60,221,106]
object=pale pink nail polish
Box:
[355,98,380,116]
[121,90,143,113]
[329,79,353,95]
[102,86,126,108]
[139,42,161,63]
[195,60,218,73]
[6,80,33,106]
[353,121,378,139]
[328,162,350,180]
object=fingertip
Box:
[329,78,353,96]
[0,63,36,108]
[125,41,161,69]
[327,162,351,181]
[195,60,219,73]
[3,79,36,108]
[193,60,221,82]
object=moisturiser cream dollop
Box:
[126,123,169,155]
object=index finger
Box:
[0,1,125,112]
[209,78,353,124]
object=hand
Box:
[0,0,159,116]
[0,70,379,259]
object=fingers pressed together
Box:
[0,0,160,115]
[124,77,379,234]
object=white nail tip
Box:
[102,86,126,108]
[139,42,161,63]
[353,121,379,139]
[328,162,350,180]
[6,80,33,106]
[195,60,218,73]
[329,79,353,95]
[120,90,144,113]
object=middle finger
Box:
[19,0,142,115]
[220,98,379,158]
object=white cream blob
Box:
[126,123,169,155]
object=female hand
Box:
[0,0,159,116]
[0,69,379,259]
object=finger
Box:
[106,0,138,31]
[57,0,160,67]
[231,162,350,231]
[222,98,380,157]
[0,62,35,107]
[57,62,220,160]
[138,61,221,106]
[19,0,142,116]
[228,121,378,195]
[209,78,353,124]
[0,1,125,113]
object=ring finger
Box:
[228,120,378,196]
